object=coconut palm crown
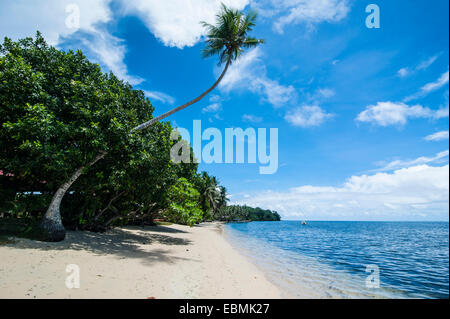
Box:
[201,4,265,65]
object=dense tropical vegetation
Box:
[0,5,272,242]
[0,33,226,232]
[217,205,281,222]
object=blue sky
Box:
[1,0,449,221]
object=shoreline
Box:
[0,222,283,299]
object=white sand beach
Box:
[0,222,283,299]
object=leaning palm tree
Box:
[39,4,264,241]
[133,5,264,130]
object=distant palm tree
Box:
[199,173,228,219]
[198,172,215,215]
[217,186,228,209]
[205,175,219,213]
[40,4,264,241]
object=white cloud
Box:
[0,0,142,85]
[271,0,350,34]
[252,0,350,33]
[374,150,449,172]
[201,94,226,120]
[0,0,354,89]
[304,87,336,104]
[397,67,410,78]
[421,70,449,93]
[417,55,439,70]
[0,0,112,45]
[208,94,222,103]
[425,131,449,141]
[344,165,448,196]
[220,48,263,90]
[242,114,263,123]
[79,30,143,85]
[356,101,447,126]
[285,105,334,127]
[202,103,222,113]
[0,0,352,90]
[434,105,450,119]
[253,78,296,107]
[231,164,449,220]
[316,88,335,98]
[397,55,439,78]
[118,0,249,48]
[220,48,296,108]
[404,69,449,101]
[143,90,175,104]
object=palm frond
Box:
[242,37,265,49]
[200,4,264,65]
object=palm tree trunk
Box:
[38,152,106,241]
[39,59,231,241]
[133,58,231,131]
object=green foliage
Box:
[165,178,203,226]
[0,32,153,191]
[193,172,228,221]
[0,33,199,230]
[219,205,281,222]
[0,30,271,233]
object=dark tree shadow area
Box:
[2,225,193,266]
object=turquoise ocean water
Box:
[224,221,449,299]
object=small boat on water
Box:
[301,221,307,225]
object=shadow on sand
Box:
[5,226,193,266]
[141,225,188,234]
